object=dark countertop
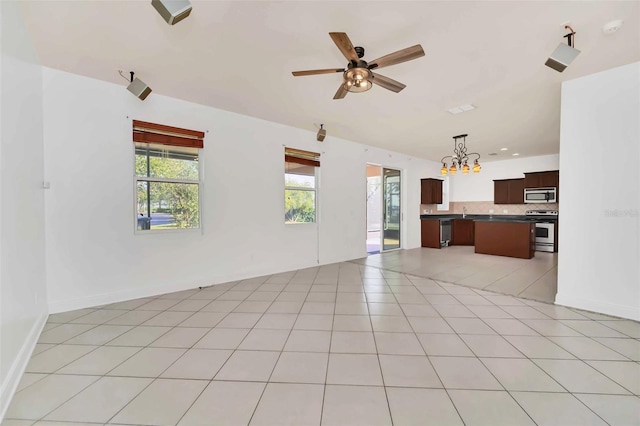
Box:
[473,218,533,224]
[420,214,556,223]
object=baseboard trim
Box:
[47,259,326,314]
[0,310,48,421]
[555,293,640,321]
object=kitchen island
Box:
[421,215,537,259]
[474,219,535,259]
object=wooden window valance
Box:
[285,147,320,167]
[133,120,204,149]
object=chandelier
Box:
[441,134,481,175]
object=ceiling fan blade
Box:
[292,68,344,77]
[333,83,348,100]
[368,44,425,70]
[329,32,359,62]
[371,72,406,93]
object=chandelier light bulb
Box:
[473,159,481,173]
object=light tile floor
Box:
[4,262,640,426]
[353,246,558,303]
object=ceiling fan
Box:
[292,32,425,100]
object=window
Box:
[437,176,449,211]
[133,120,204,231]
[284,147,320,224]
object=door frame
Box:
[381,166,402,252]
[365,163,404,254]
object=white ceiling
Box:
[19,1,640,163]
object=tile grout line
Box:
[105,276,278,426]
[400,271,586,425]
[364,265,396,426]
[9,262,640,424]
[40,282,237,424]
[395,269,466,426]
[240,269,317,426]
[318,265,340,426]
[87,285,242,425]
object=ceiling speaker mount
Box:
[545,25,581,72]
[151,0,192,25]
[317,124,326,142]
[119,70,152,101]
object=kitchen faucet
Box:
[462,206,467,218]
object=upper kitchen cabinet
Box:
[494,178,525,204]
[525,170,559,202]
[421,178,443,204]
[524,171,559,188]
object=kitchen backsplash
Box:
[421,201,559,215]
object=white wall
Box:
[556,62,640,320]
[42,68,439,313]
[0,1,48,418]
[449,154,559,201]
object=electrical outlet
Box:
[489,209,494,214]
[503,209,508,214]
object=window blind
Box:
[133,120,205,149]
[284,147,320,167]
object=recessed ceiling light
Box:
[447,104,476,115]
[512,153,520,156]
[500,148,508,151]
[603,19,623,35]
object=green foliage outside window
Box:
[136,145,200,230]
[285,184,315,223]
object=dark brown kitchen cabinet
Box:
[421,220,441,249]
[524,171,559,189]
[494,178,524,204]
[451,219,475,245]
[421,178,443,204]
[525,170,559,202]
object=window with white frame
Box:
[437,175,449,211]
[284,147,320,224]
[133,120,204,231]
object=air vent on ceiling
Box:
[447,104,476,115]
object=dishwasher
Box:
[440,219,452,247]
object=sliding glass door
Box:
[382,168,401,251]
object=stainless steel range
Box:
[525,210,558,252]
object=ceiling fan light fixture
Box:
[344,68,372,93]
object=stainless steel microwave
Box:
[524,187,557,203]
